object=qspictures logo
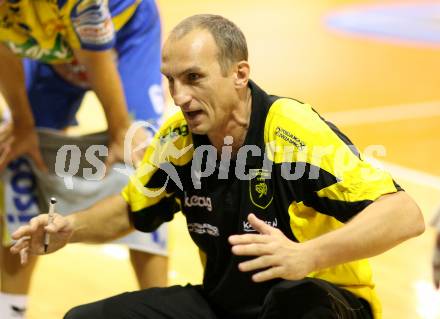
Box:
[54,121,388,197]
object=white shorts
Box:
[1,129,167,256]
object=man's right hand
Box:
[10,213,74,263]
[0,122,48,172]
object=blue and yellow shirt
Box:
[0,0,140,63]
[122,80,400,319]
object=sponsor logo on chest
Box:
[249,169,274,210]
[243,217,278,232]
[184,192,212,212]
[188,223,219,237]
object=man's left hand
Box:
[229,213,316,282]
[106,125,152,169]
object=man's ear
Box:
[234,61,250,89]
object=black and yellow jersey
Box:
[122,80,400,319]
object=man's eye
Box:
[188,73,200,81]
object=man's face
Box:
[161,29,237,135]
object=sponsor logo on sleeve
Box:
[275,126,306,150]
[72,0,114,46]
[159,124,189,144]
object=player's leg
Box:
[0,215,38,318]
[114,0,167,289]
[64,285,218,319]
[259,278,373,319]
[129,250,168,288]
[0,130,41,319]
[0,58,86,319]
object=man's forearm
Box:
[304,191,425,272]
[68,194,134,243]
[0,44,34,127]
[73,49,130,138]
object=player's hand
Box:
[433,232,440,289]
[106,125,152,169]
[229,213,315,282]
[10,213,73,264]
[0,123,48,172]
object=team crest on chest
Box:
[249,169,273,209]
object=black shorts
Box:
[64,278,373,319]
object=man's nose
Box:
[172,83,191,108]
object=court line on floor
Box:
[323,100,440,126]
[374,159,440,191]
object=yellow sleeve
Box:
[266,98,400,222]
[121,112,192,231]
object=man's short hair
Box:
[169,14,248,75]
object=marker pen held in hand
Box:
[44,197,57,253]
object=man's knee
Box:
[64,305,86,319]
[64,301,104,319]
[261,278,371,319]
